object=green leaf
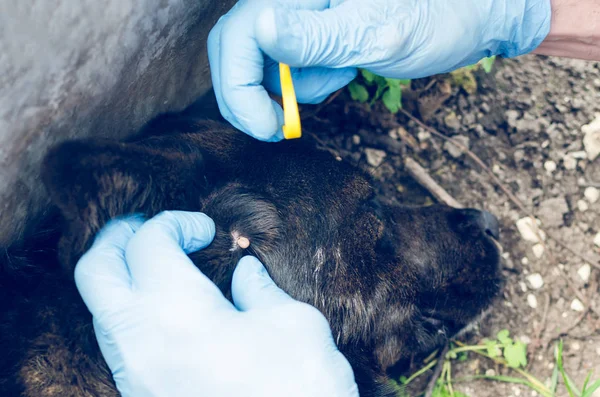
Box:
[583,371,593,392]
[457,352,469,362]
[557,341,582,397]
[348,81,369,103]
[382,85,402,113]
[479,56,496,73]
[360,69,376,84]
[582,380,600,397]
[384,77,401,87]
[562,371,583,397]
[497,329,511,344]
[550,363,560,393]
[432,382,451,397]
[384,78,412,88]
[484,339,500,358]
[504,340,528,369]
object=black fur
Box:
[0,118,502,396]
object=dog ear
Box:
[41,138,206,269]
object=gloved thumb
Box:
[255,5,366,69]
[231,256,294,311]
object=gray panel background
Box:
[0,0,236,246]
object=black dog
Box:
[0,118,502,396]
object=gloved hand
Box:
[208,0,551,141]
[75,211,358,397]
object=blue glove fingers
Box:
[231,256,295,311]
[255,5,373,69]
[209,15,285,142]
[125,211,220,295]
[262,59,357,104]
[74,215,144,318]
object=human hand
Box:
[208,0,551,141]
[75,211,358,397]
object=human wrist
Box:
[486,0,552,58]
[534,0,600,60]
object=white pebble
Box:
[527,294,538,309]
[594,232,600,247]
[532,244,545,258]
[521,257,530,265]
[364,148,387,167]
[572,342,581,351]
[578,264,591,283]
[585,187,600,203]
[582,114,600,161]
[577,200,589,212]
[527,273,544,289]
[596,347,600,356]
[486,369,496,377]
[519,335,532,344]
[544,160,557,173]
[516,217,546,243]
[571,151,588,159]
[563,155,577,170]
[519,281,528,292]
[571,298,585,312]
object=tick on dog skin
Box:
[236,236,250,249]
[231,230,250,250]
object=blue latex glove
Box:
[208,0,551,141]
[75,211,358,397]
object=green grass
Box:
[392,331,600,397]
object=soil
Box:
[301,55,600,397]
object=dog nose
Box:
[461,209,500,240]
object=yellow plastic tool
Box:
[279,63,302,139]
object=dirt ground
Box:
[302,55,600,396]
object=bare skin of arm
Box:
[534,0,600,60]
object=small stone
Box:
[532,244,545,259]
[352,135,361,145]
[485,369,496,377]
[519,335,532,344]
[521,257,530,265]
[577,200,589,212]
[505,110,520,128]
[527,294,538,309]
[564,154,577,170]
[444,112,461,131]
[527,273,544,289]
[537,197,568,228]
[519,281,528,292]
[585,187,600,203]
[544,160,557,173]
[571,298,585,312]
[365,148,386,167]
[582,114,600,161]
[444,135,470,158]
[594,233,600,247]
[516,217,546,242]
[578,264,591,283]
[417,129,431,141]
[571,151,588,159]
[572,342,581,351]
